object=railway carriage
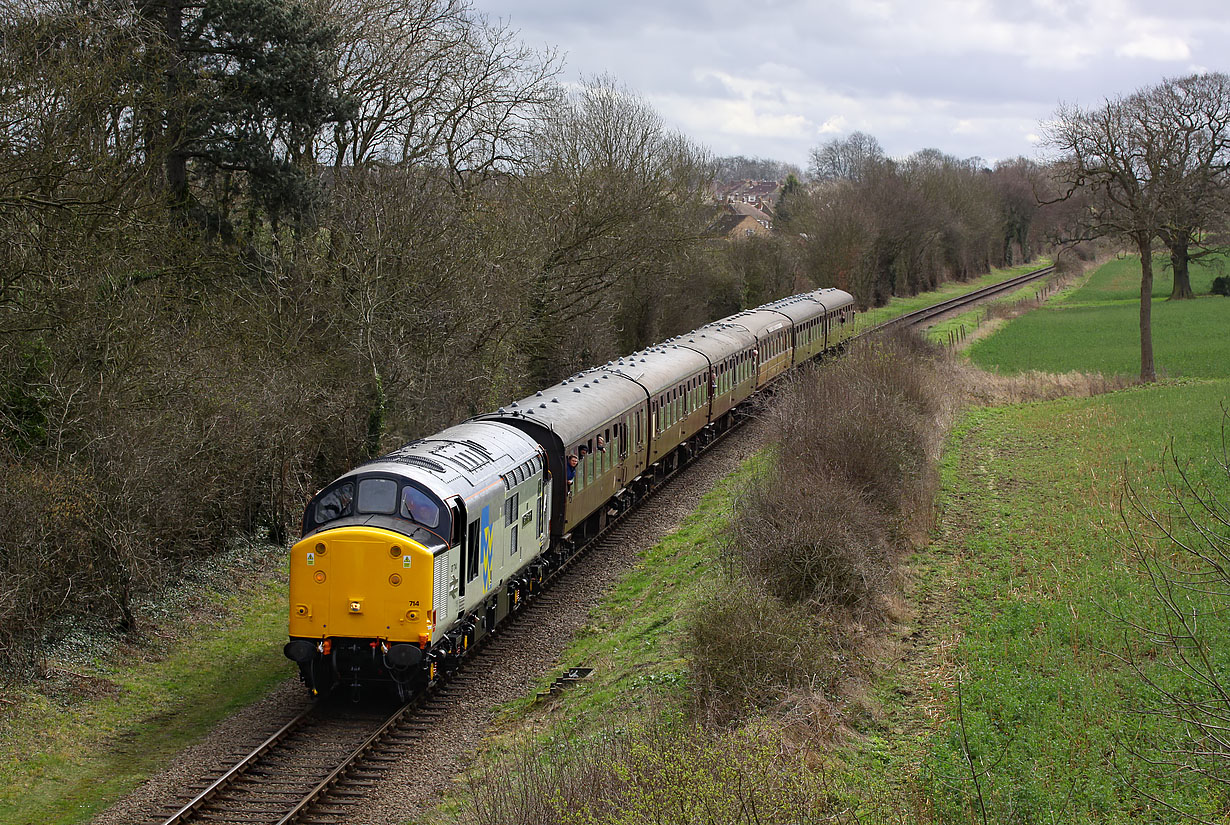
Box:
[486,368,647,539]
[285,286,856,698]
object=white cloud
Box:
[1116,34,1192,61]
[477,0,1230,166]
[818,116,848,135]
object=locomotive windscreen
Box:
[309,475,450,539]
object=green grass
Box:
[842,380,1230,823]
[476,460,756,754]
[0,557,291,825]
[969,255,1230,378]
[835,256,1230,822]
[852,260,1053,335]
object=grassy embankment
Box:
[0,544,290,825]
[430,256,1230,824]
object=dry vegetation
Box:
[689,332,960,728]
[463,719,859,825]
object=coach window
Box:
[314,482,354,525]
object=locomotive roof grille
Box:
[389,454,447,474]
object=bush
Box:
[689,330,954,722]
[736,331,949,612]
[460,715,857,825]
[688,578,849,727]
[1211,275,1230,296]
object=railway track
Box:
[862,264,1056,336]
[151,263,1054,825]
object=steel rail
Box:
[158,705,317,825]
[861,264,1056,337]
[273,698,423,825]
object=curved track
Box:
[152,263,1055,825]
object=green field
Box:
[969,255,1230,378]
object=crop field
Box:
[969,255,1230,378]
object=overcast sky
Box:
[477,0,1230,171]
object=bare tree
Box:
[1046,75,1230,379]
[1144,73,1230,300]
[516,76,713,381]
[808,131,886,184]
[320,0,560,189]
[1046,92,1170,381]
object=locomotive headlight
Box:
[390,545,402,558]
[389,573,402,586]
[313,571,326,583]
[315,542,327,555]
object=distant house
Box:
[705,211,771,239]
[726,200,773,229]
[714,179,782,209]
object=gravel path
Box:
[93,418,766,825]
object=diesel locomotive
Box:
[283,287,856,698]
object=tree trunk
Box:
[1138,238,1156,382]
[163,0,189,209]
[1169,237,1194,300]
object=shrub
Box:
[1211,275,1230,296]
[688,578,849,727]
[689,330,954,722]
[460,715,857,825]
[735,331,950,612]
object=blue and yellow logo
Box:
[480,505,493,589]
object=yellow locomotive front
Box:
[284,475,450,698]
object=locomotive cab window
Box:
[358,478,398,514]
[313,482,354,525]
[401,484,443,529]
[466,520,480,584]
